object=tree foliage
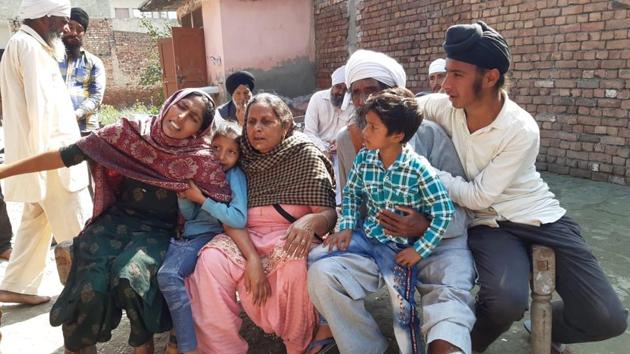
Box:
[138,18,172,87]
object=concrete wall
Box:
[201,0,225,88]
[216,0,316,97]
[314,0,630,186]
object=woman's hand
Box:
[377,206,430,237]
[283,215,317,258]
[323,229,352,252]
[177,181,205,205]
[244,257,271,307]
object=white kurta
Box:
[0,25,88,203]
[303,89,354,151]
[0,25,92,295]
[416,93,565,227]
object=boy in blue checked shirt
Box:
[312,88,455,354]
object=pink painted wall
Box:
[219,0,315,72]
[199,0,316,97]
[201,0,226,88]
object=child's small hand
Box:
[323,229,352,252]
[395,247,422,267]
[178,181,205,205]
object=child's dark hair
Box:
[359,87,423,144]
[211,120,242,141]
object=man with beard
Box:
[304,65,354,153]
[304,65,354,203]
[59,7,106,136]
[308,50,475,354]
[0,0,92,305]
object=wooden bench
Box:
[531,245,556,354]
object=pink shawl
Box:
[76,88,231,219]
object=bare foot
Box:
[0,290,50,305]
[306,324,335,354]
[0,248,11,261]
[134,338,154,354]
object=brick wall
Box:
[314,0,351,88]
[84,19,162,107]
[314,0,630,185]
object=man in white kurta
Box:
[303,65,354,152]
[0,0,92,304]
[303,65,354,204]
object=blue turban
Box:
[443,21,511,74]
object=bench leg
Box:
[531,245,556,354]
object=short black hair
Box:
[359,87,422,144]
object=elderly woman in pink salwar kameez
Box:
[187,93,337,354]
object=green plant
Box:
[99,102,161,127]
[138,18,172,87]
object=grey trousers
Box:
[468,215,628,352]
[308,236,476,354]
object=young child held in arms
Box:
[316,88,455,354]
[158,120,247,354]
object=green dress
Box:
[50,144,176,351]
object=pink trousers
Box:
[187,205,317,354]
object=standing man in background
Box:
[0,0,92,305]
[60,7,106,136]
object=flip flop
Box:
[306,337,336,354]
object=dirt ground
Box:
[1,171,629,353]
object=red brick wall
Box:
[314,0,630,185]
[84,19,162,107]
[314,0,351,88]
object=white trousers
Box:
[308,235,476,354]
[0,172,92,294]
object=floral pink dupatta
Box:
[76,88,231,219]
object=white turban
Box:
[330,65,346,86]
[345,49,406,88]
[428,58,446,75]
[19,0,71,20]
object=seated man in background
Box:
[303,64,354,204]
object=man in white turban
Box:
[428,58,447,93]
[303,65,355,204]
[307,50,476,354]
[0,0,92,305]
[333,49,406,191]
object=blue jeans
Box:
[157,233,216,352]
[309,229,423,354]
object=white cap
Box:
[428,58,446,75]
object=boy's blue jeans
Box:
[157,233,216,353]
[309,229,423,354]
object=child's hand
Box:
[177,181,205,205]
[244,257,271,307]
[323,229,352,252]
[395,247,422,267]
